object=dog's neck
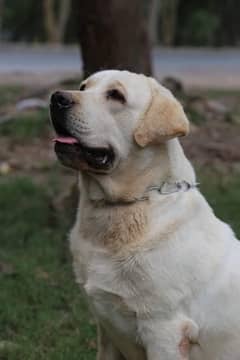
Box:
[80,139,196,206]
[75,140,197,253]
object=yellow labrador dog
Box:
[50,70,240,360]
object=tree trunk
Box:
[149,0,161,45]
[0,0,3,39]
[160,0,179,46]
[75,0,152,76]
[58,0,71,41]
[43,0,71,43]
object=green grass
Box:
[186,108,206,125]
[0,85,24,107]
[199,171,240,237]
[0,109,50,141]
[199,88,240,99]
[0,177,96,360]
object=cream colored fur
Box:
[134,78,189,147]
[66,70,240,359]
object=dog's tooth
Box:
[101,155,108,164]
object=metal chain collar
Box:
[134,180,200,202]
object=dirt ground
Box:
[183,121,240,166]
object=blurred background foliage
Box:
[1,0,240,46]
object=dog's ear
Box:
[134,78,189,147]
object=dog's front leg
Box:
[97,324,125,360]
[140,317,199,360]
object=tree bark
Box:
[0,0,3,39]
[75,0,152,76]
[58,0,71,41]
[160,0,179,46]
[43,0,71,43]
[149,0,161,45]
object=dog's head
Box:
[50,70,189,175]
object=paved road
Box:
[1,44,240,88]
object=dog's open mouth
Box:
[53,134,115,172]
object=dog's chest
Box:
[79,251,140,336]
[70,232,195,319]
[70,235,154,338]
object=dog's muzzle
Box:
[50,91,115,173]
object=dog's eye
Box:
[106,89,126,104]
[80,83,86,91]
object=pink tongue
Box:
[53,136,78,144]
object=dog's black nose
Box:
[50,91,74,109]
